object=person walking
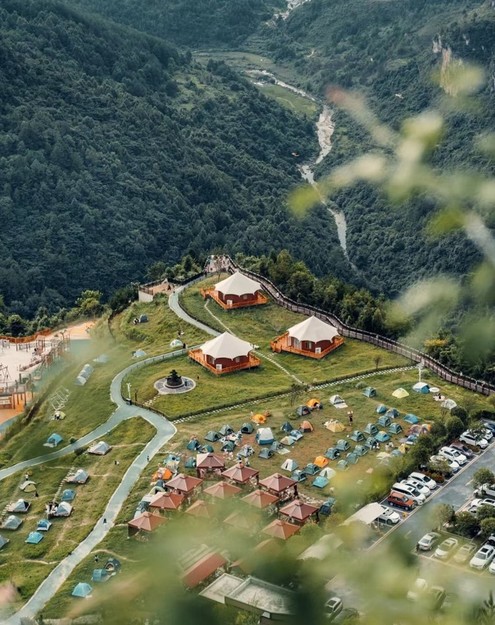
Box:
[347,411,354,426]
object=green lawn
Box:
[256,83,319,117]
[123,354,293,418]
[0,418,154,608]
[179,275,410,384]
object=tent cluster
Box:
[72,557,122,600]
[75,363,94,386]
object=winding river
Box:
[247,69,349,258]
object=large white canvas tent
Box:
[199,332,254,360]
[287,316,339,343]
[215,272,263,297]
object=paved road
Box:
[4,353,180,624]
[169,286,219,337]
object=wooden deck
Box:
[270,333,344,359]
[188,349,261,375]
[200,288,268,310]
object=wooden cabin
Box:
[270,316,344,359]
[189,332,261,375]
[200,272,268,310]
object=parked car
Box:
[407,578,428,602]
[450,443,476,458]
[409,471,437,490]
[434,537,459,559]
[459,431,488,449]
[482,427,494,441]
[417,532,441,551]
[378,506,401,525]
[334,608,360,624]
[324,596,343,620]
[403,477,431,496]
[470,545,495,570]
[392,482,426,505]
[387,491,416,511]
[430,455,460,472]
[453,543,477,564]
[439,446,467,466]
[468,498,495,514]
[474,484,495,499]
[483,422,495,436]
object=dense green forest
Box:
[69,0,284,47]
[0,0,353,319]
[66,0,495,296]
[258,0,495,295]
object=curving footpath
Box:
[4,352,180,624]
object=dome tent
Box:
[256,428,274,445]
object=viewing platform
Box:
[270,333,344,359]
[200,288,268,310]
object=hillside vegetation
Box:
[0,0,352,319]
[62,0,495,297]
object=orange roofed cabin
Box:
[201,271,268,310]
[270,316,344,359]
[189,332,261,375]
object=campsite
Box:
[1,271,494,621]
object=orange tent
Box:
[314,456,328,468]
[306,398,321,409]
[152,467,173,482]
[262,519,300,540]
[300,420,314,432]
[252,414,267,425]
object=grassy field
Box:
[0,418,154,607]
[123,354,293,418]
[179,275,410,384]
[256,83,319,117]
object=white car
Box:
[459,431,488,449]
[434,537,459,559]
[430,455,460,472]
[417,532,441,551]
[439,446,467,466]
[488,560,495,575]
[392,482,426,505]
[403,478,431,496]
[378,506,401,525]
[409,472,437,490]
[468,498,495,514]
[483,428,494,441]
[470,545,495,570]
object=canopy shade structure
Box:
[149,492,184,511]
[279,499,318,523]
[182,552,227,588]
[127,512,167,534]
[342,502,385,526]
[165,473,203,495]
[215,272,263,297]
[241,489,279,509]
[196,453,225,471]
[203,481,241,499]
[199,332,254,360]
[287,316,339,343]
[259,473,296,494]
[185,500,214,518]
[222,464,259,484]
[262,519,300,540]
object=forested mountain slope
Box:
[256,0,495,294]
[65,0,495,296]
[68,0,284,48]
[0,0,350,318]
